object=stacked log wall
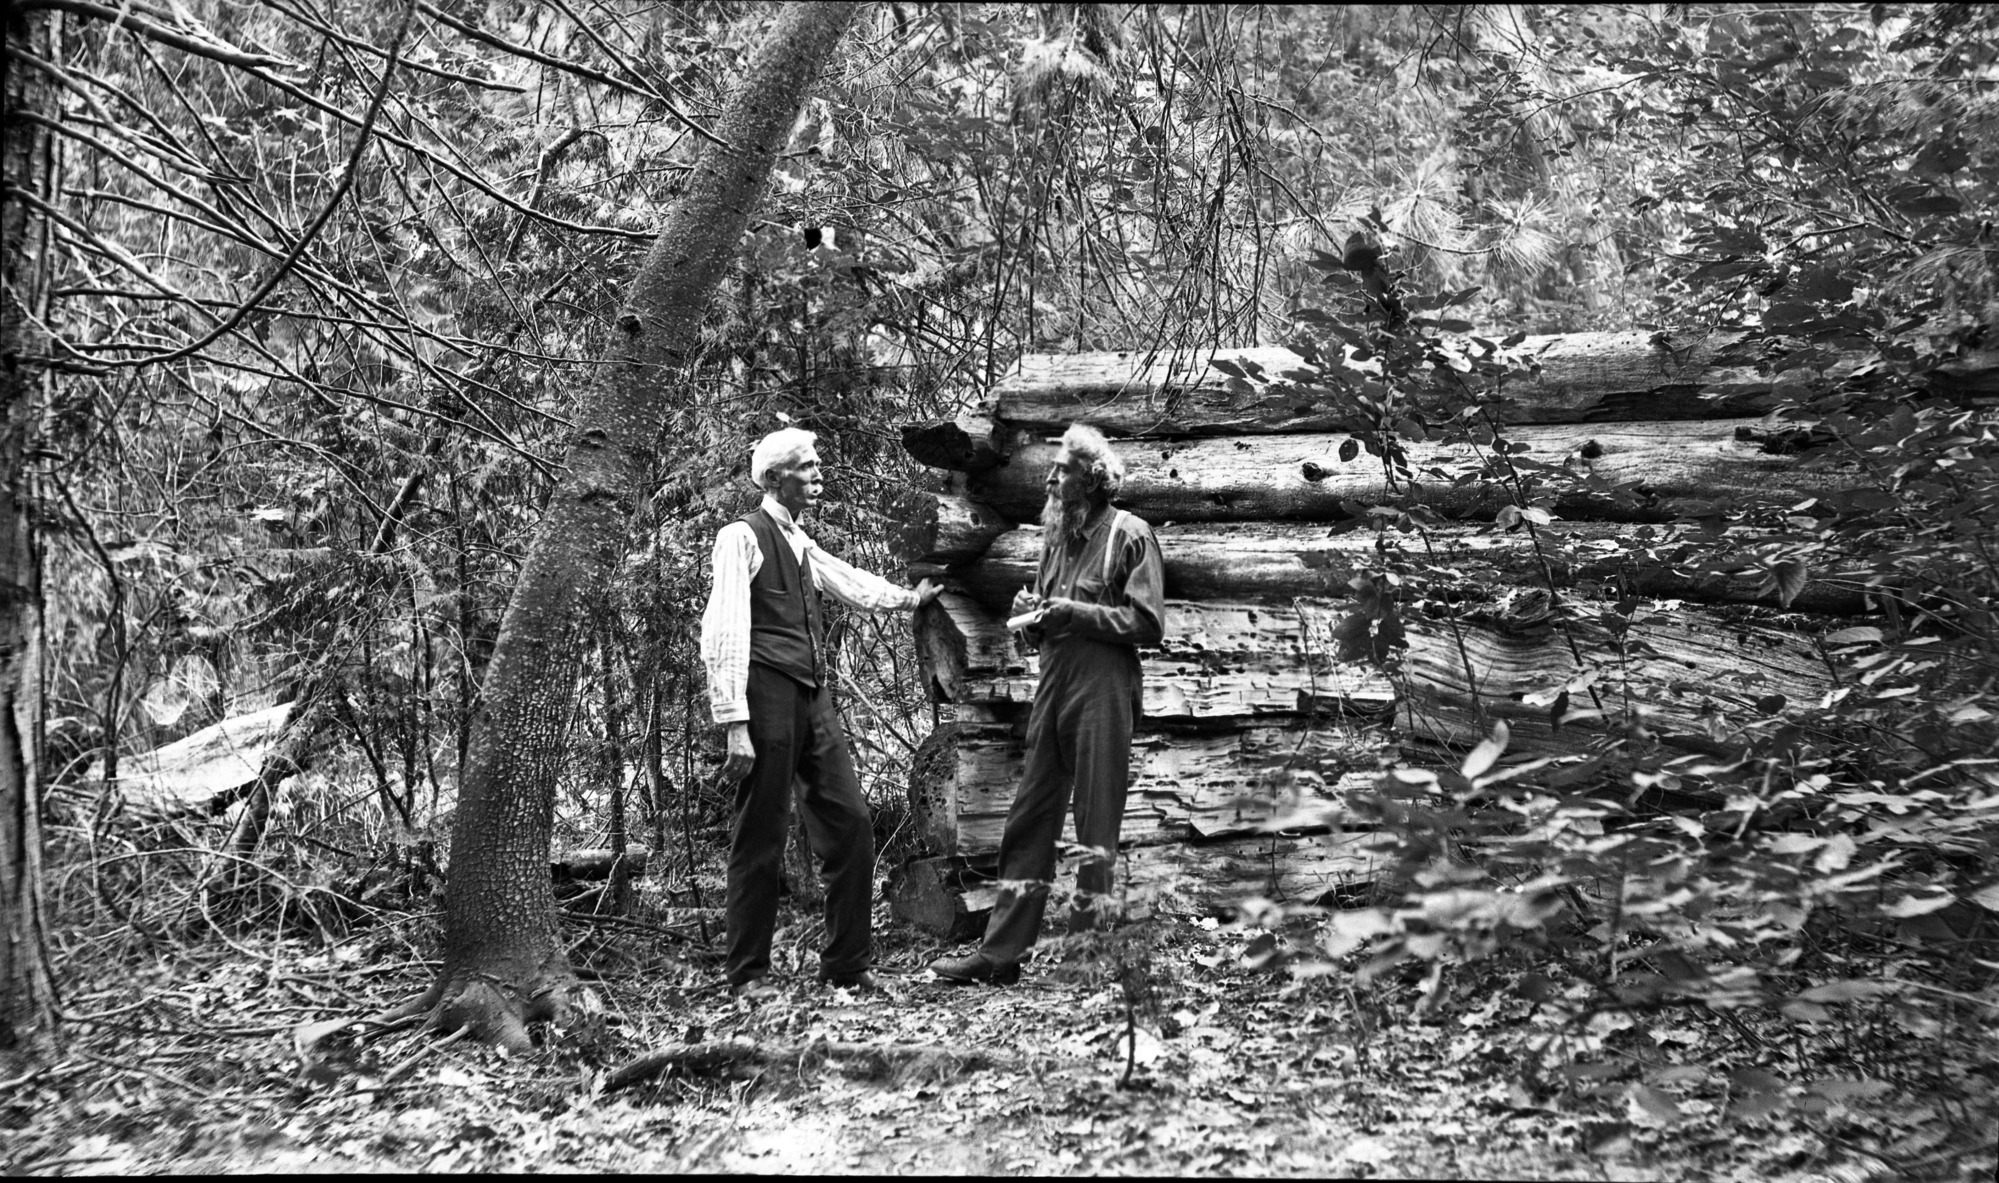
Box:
[890,337,1995,935]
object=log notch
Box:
[889,335,1995,937]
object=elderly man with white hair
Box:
[930,422,1166,986]
[700,427,939,998]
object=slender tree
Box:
[407,0,864,1048]
[0,0,57,1059]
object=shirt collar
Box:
[761,495,805,534]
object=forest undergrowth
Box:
[4,847,1993,1181]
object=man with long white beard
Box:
[929,422,1166,985]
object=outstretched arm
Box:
[811,543,933,612]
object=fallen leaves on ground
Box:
[3,900,1994,1180]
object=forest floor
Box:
[4,886,1996,1180]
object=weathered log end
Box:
[887,855,991,941]
[902,414,1004,472]
[899,493,1012,565]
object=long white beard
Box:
[1041,493,1087,544]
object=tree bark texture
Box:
[968,421,1858,526]
[433,0,860,1049]
[987,335,1999,436]
[1,1,57,1057]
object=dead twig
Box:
[603,1037,1023,1092]
[381,1024,472,1085]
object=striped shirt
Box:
[699,496,919,725]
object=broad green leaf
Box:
[1460,720,1510,780]
[1798,979,1901,1003]
[1882,893,1954,918]
[1772,558,1807,607]
[1626,1083,1683,1125]
[1808,1078,1893,1104]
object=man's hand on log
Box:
[913,577,942,609]
[721,721,755,783]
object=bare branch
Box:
[17,0,290,69]
[411,0,727,147]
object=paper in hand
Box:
[1006,608,1045,631]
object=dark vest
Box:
[743,508,825,688]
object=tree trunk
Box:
[1,0,56,1060]
[421,0,862,1050]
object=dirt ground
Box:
[5,897,1994,1180]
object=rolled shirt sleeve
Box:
[698,521,758,725]
[806,540,921,614]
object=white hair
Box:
[1060,422,1124,499]
[749,427,818,490]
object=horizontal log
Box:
[968,420,1853,525]
[902,412,1004,471]
[896,493,1012,564]
[918,588,1836,729]
[118,702,295,816]
[908,718,1385,858]
[1398,609,1834,754]
[915,592,1395,719]
[941,522,1869,616]
[993,338,1999,436]
[889,830,1392,936]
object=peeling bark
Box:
[428,0,861,1049]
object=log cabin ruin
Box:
[887,332,1999,938]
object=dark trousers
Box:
[724,662,874,985]
[977,652,1137,965]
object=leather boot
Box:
[927,950,1021,986]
